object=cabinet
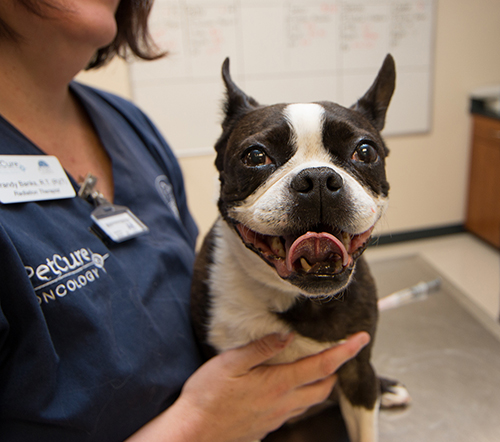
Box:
[465,114,500,248]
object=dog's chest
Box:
[204,220,345,363]
[208,293,340,364]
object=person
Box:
[0,1,371,441]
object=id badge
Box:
[91,204,149,243]
[79,173,149,243]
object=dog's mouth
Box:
[235,223,374,279]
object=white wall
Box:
[77,0,500,243]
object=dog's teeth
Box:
[271,236,286,258]
[334,259,343,272]
[300,257,312,272]
[342,232,351,248]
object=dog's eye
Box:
[242,147,271,167]
[352,143,379,164]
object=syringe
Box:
[378,278,441,312]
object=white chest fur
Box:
[206,219,340,363]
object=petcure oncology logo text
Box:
[26,247,109,305]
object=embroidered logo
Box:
[155,175,180,220]
[25,247,109,305]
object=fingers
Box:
[220,333,294,376]
[293,373,338,409]
[268,332,370,418]
[218,330,369,386]
[283,332,371,387]
[316,331,371,377]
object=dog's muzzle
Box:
[232,166,375,292]
[235,223,373,279]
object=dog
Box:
[191,55,408,442]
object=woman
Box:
[0,1,370,441]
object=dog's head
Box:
[214,55,395,298]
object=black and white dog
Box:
[191,55,407,442]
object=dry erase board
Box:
[130,0,436,157]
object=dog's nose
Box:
[291,167,343,195]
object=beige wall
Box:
[77,0,500,243]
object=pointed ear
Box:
[221,58,259,129]
[351,54,396,131]
[215,58,260,172]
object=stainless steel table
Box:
[373,254,500,442]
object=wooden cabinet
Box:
[465,114,500,248]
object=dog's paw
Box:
[379,377,411,409]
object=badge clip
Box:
[79,173,149,243]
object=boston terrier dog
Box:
[191,55,408,442]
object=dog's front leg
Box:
[339,392,379,442]
[337,354,380,442]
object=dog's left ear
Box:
[351,54,396,131]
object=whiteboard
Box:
[129,0,436,157]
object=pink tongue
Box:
[285,232,348,272]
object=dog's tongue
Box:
[285,232,349,272]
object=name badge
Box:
[0,155,76,204]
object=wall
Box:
[77,0,500,244]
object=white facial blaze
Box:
[284,103,329,163]
[227,102,387,235]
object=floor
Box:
[365,232,500,322]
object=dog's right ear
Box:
[221,58,259,129]
[215,58,260,172]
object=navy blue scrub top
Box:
[0,83,202,441]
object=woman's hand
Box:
[126,332,370,442]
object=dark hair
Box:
[0,0,165,69]
[88,0,165,69]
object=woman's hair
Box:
[0,0,164,69]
